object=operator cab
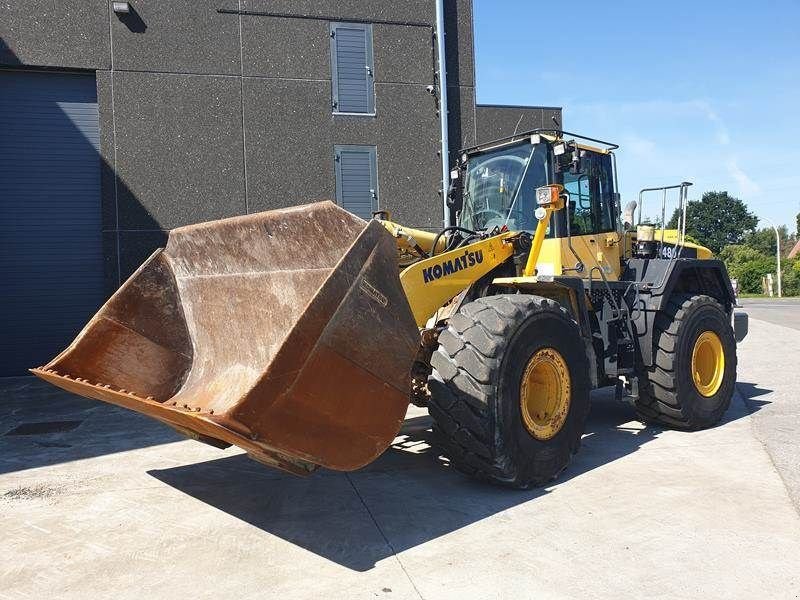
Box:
[453,131,620,240]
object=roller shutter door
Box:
[0,70,104,376]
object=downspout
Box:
[435,0,451,227]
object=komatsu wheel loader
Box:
[33,130,748,489]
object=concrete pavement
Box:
[737,312,800,511]
[2,317,800,599]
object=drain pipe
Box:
[435,0,451,227]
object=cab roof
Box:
[462,128,619,158]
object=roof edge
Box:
[476,103,562,111]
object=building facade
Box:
[476,103,564,143]
[0,1,560,375]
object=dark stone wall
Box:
[476,104,564,144]
[0,1,110,69]
[0,1,475,289]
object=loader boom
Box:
[381,184,564,326]
[397,232,515,326]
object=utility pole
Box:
[760,216,782,298]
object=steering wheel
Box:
[470,208,506,229]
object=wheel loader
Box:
[32,129,748,489]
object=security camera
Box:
[426,85,436,95]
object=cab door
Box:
[559,151,622,280]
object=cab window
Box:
[560,151,616,235]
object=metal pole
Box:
[760,216,782,297]
[435,0,451,227]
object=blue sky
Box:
[473,0,800,232]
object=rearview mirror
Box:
[569,149,582,174]
[446,170,463,209]
[553,142,581,174]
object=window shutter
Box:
[330,23,374,114]
[334,146,378,219]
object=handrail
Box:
[635,182,693,290]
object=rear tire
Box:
[428,294,591,489]
[635,294,736,429]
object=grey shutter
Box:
[330,23,375,114]
[0,70,104,375]
[334,146,378,219]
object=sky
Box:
[473,0,800,232]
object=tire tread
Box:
[429,294,588,488]
[635,294,735,429]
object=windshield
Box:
[459,142,549,231]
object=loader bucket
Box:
[31,201,420,475]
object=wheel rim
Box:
[691,331,725,397]
[520,347,571,441]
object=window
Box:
[330,23,375,115]
[334,145,378,219]
[560,152,616,235]
[460,142,549,232]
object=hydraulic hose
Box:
[431,226,478,256]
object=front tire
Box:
[635,294,736,429]
[428,294,590,489]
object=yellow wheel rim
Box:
[691,331,725,397]
[520,348,571,441]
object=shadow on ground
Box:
[147,386,769,571]
[0,377,180,475]
[1,375,772,569]
[736,381,773,412]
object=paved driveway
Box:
[736,306,800,511]
[2,315,799,599]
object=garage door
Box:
[0,70,104,376]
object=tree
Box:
[796,212,800,236]
[744,225,790,258]
[783,259,800,296]
[668,191,758,254]
[720,243,800,296]
[719,245,773,293]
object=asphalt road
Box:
[738,297,800,330]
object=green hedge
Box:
[719,245,799,295]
